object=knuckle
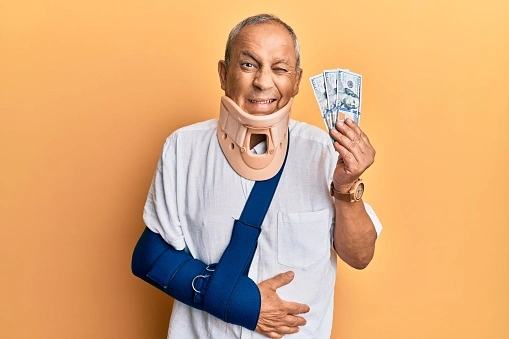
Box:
[282,326,299,334]
[348,135,361,149]
[343,152,354,160]
[292,316,306,326]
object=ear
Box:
[292,68,303,96]
[218,60,228,91]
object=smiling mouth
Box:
[248,99,276,104]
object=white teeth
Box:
[250,99,273,104]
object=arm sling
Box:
[132,135,289,330]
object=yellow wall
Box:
[1,0,508,338]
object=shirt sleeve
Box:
[142,133,187,250]
[363,202,383,237]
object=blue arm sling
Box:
[132,135,289,330]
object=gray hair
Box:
[224,14,301,71]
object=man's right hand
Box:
[255,271,310,339]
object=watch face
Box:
[355,183,364,200]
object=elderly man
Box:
[132,13,382,339]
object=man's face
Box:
[218,23,302,115]
[343,95,359,110]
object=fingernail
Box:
[287,271,295,278]
[338,121,344,126]
[330,129,338,134]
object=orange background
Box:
[1,0,508,338]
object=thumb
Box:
[269,271,295,290]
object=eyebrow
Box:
[239,52,292,67]
[273,59,292,66]
[239,52,260,64]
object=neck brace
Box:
[217,96,293,181]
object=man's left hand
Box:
[330,118,375,192]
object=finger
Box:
[275,325,300,335]
[358,125,372,147]
[255,314,307,338]
[332,132,361,164]
[344,118,376,157]
[330,127,365,160]
[282,300,310,315]
[262,315,306,330]
[261,331,283,339]
[334,119,367,154]
[257,325,300,339]
[343,117,362,133]
[262,271,295,290]
[284,313,308,327]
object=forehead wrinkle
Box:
[238,51,260,64]
[233,23,297,68]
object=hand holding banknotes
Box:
[310,67,374,191]
[330,118,375,192]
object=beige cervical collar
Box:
[217,96,293,181]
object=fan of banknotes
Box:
[310,69,362,134]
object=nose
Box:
[253,67,274,91]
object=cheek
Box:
[276,78,297,96]
[228,74,250,95]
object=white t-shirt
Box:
[143,119,382,339]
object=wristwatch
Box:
[330,179,364,202]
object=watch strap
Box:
[330,179,363,202]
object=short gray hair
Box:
[224,14,301,71]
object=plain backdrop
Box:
[1,0,508,338]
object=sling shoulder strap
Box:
[201,133,290,328]
[132,133,290,331]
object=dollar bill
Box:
[323,69,339,111]
[336,69,362,124]
[309,74,333,130]
[310,68,362,139]
[323,68,350,111]
[323,69,339,132]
